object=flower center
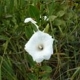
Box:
[38,44,44,51]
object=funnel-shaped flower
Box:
[24,30,54,63]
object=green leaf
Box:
[2,57,17,80]
[71,67,80,80]
[49,15,57,21]
[25,25,34,39]
[39,65,52,79]
[54,19,66,26]
[27,73,38,80]
[41,66,52,73]
[26,53,35,67]
[0,5,4,17]
[0,35,9,41]
[42,77,51,80]
[57,10,65,17]
[29,5,40,22]
[43,24,49,33]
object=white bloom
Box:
[24,30,54,63]
[24,17,54,63]
[44,16,49,21]
[40,15,49,21]
[24,18,39,30]
[24,18,37,24]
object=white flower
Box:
[24,18,37,24]
[24,18,39,30]
[24,17,54,63]
[24,30,54,63]
[40,15,49,21]
[43,16,49,21]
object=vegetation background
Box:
[0,0,80,80]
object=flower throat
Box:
[38,44,44,50]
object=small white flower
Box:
[24,30,54,63]
[24,18,39,30]
[24,18,37,24]
[40,15,49,21]
[43,16,49,21]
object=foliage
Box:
[0,0,80,80]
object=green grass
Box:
[0,0,80,80]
